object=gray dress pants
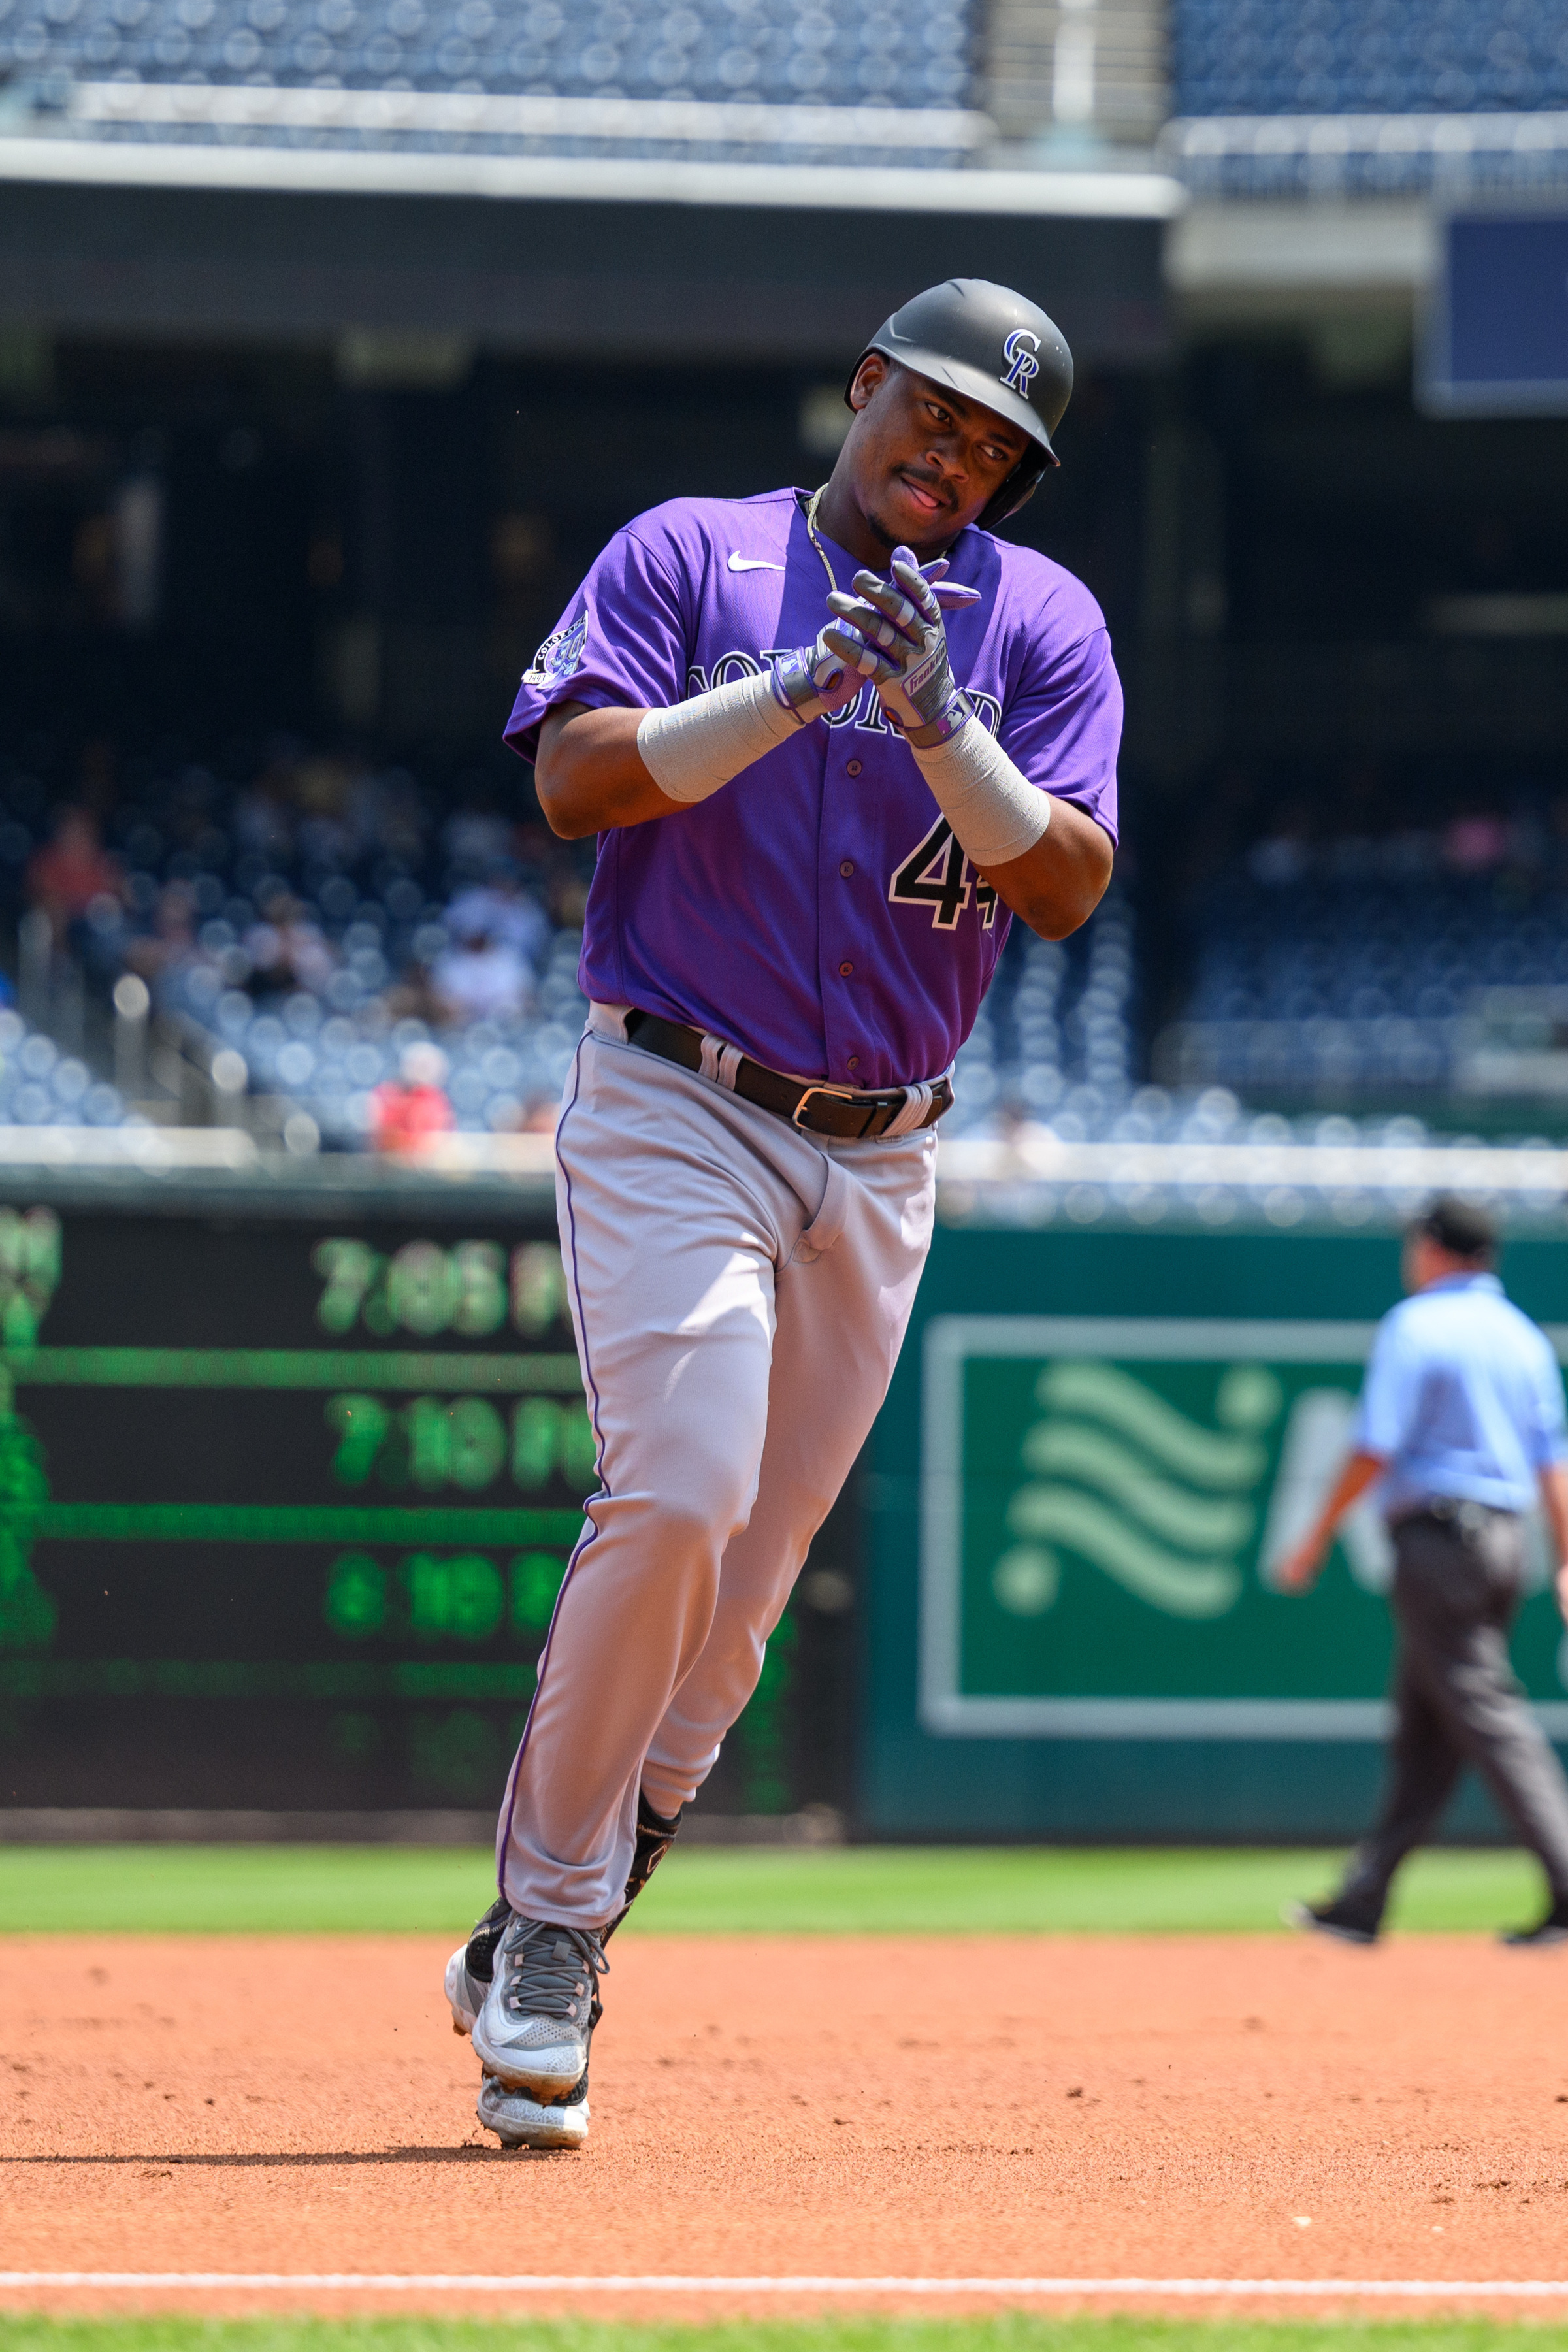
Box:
[1341,1507,1568,1925]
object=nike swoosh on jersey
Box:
[727,553,786,572]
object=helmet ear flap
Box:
[978,450,1052,536]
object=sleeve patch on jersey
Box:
[522,613,587,688]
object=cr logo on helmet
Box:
[1001,329,1041,397]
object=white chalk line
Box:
[5,2275,1568,2298]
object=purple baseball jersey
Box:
[504,487,1121,1092]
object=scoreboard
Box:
[0,1177,852,1822]
[0,1188,597,1813]
[1422,211,1568,417]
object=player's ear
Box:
[848,353,890,413]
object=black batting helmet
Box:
[845,277,1075,533]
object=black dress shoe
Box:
[1501,1899,1568,1948]
[1283,1897,1379,1946]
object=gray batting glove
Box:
[821,546,983,746]
[768,624,866,727]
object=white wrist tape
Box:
[636,668,798,806]
[909,719,1051,870]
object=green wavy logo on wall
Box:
[996,1359,1283,1621]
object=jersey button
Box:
[839,960,853,976]
[839,860,855,878]
[846,759,862,776]
[847,1056,860,1071]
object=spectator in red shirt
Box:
[27,808,125,944]
[370,1042,453,1155]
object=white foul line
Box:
[5,2275,1568,2298]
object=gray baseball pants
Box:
[1340,1506,1568,1924]
[496,1005,936,1929]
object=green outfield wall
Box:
[6,1170,1567,1842]
[861,1219,1568,1841]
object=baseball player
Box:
[444,278,1122,2148]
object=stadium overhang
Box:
[1168,197,1435,325]
[0,137,1181,368]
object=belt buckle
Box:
[791,1082,858,1131]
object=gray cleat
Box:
[445,1894,512,2036]
[471,1912,608,2098]
[446,1797,677,2033]
[477,2068,591,2151]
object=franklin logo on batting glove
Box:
[823,547,981,745]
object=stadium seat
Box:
[0,0,980,165]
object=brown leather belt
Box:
[623,1011,953,1142]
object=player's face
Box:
[843,357,1032,554]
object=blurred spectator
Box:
[27,808,125,944]
[233,766,296,862]
[244,894,336,998]
[1247,830,1311,888]
[446,863,549,971]
[344,764,426,868]
[384,958,446,1028]
[549,868,591,929]
[1443,815,1511,874]
[444,800,512,876]
[433,918,531,1026]
[371,1042,453,1154]
[294,755,357,868]
[127,879,200,997]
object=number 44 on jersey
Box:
[889,817,999,932]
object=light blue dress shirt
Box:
[1354,1271,1568,1519]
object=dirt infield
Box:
[5,1931,1568,2319]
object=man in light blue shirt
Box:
[1277,1194,1568,1947]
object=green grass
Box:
[0,2321,1565,2352]
[0,1840,1549,1936]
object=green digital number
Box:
[404,1395,450,1489]
[0,1206,60,1288]
[510,1397,596,1494]
[403,1552,504,1640]
[450,1397,506,1488]
[406,1396,507,1491]
[316,1235,515,1337]
[385,1241,458,1335]
[510,1396,558,1488]
[326,1392,588,1494]
[452,1241,508,1335]
[312,1239,382,1335]
[323,1551,387,1636]
[325,1394,391,1485]
[510,1550,567,1633]
[511,1242,568,1335]
[559,1402,596,1491]
[0,1206,61,1349]
[327,1548,568,1646]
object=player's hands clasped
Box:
[821,545,983,747]
[768,625,867,727]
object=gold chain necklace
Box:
[802,484,838,595]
